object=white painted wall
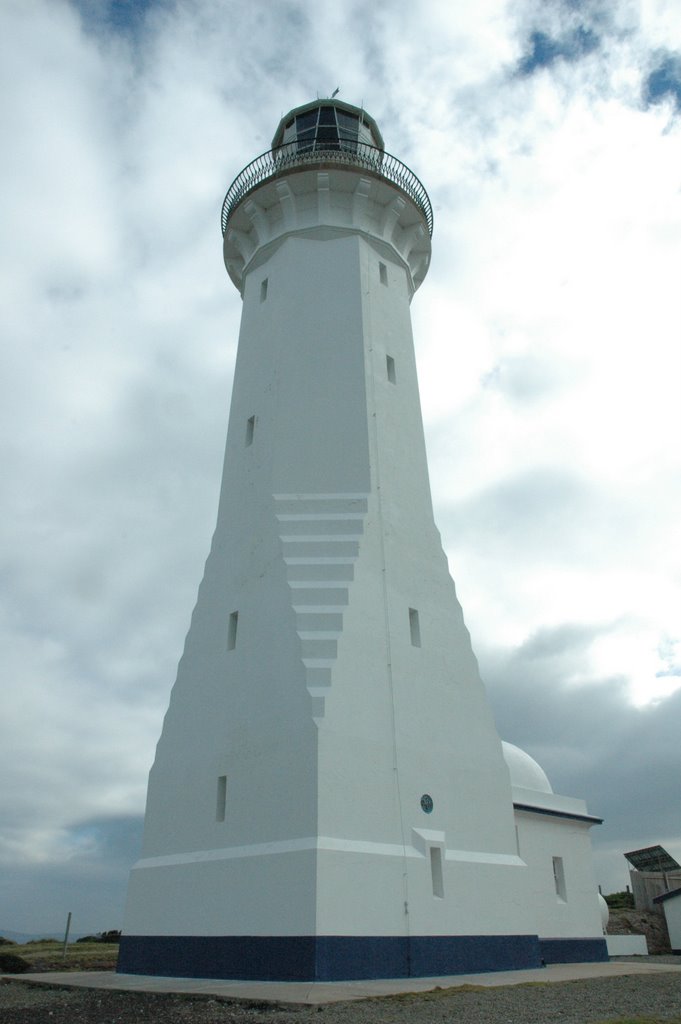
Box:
[606,935,648,955]
[659,893,681,952]
[512,810,603,939]
[123,156,604,951]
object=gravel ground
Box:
[2,965,681,1024]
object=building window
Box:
[386,355,396,384]
[245,416,255,446]
[553,856,567,901]
[216,775,227,822]
[260,278,268,302]
[379,261,388,286]
[430,846,444,899]
[228,611,239,651]
[409,607,421,647]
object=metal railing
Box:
[221,140,433,237]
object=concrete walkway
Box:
[4,960,681,1005]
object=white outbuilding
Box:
[654,888,681,953]
[118,100,607,981]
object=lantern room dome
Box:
[272,99,384,153]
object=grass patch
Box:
[8,940,118,973]
[365,980,554,1005]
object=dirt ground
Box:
[2,966,681,1024]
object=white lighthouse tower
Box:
[119,100,607,980]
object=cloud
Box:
[644,51,681,111]
[517,27,601,76]
[0,816,143,936]
[482,632,681,889]
[1,0,679,931]
[72,0,159,38]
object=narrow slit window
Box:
[228,611,239,651]
[379,261,388,286]
[430,846,444,899]
[386,355,396,384]
[409,607,421,647]
[553,856,567,901]
[216,775,227,822]
[245,415,255,446]
[260,278,268,302]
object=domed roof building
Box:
[502,741,553,794]
[497,741,604,962]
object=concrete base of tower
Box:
[117,935,608,981]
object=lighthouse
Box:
[118,100,607,981]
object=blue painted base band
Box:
[117,934,608,981]
[539,937,609,965]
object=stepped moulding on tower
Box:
[118,99,608,982]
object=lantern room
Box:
[272,98,384,154]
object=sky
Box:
[1,0,680,938]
